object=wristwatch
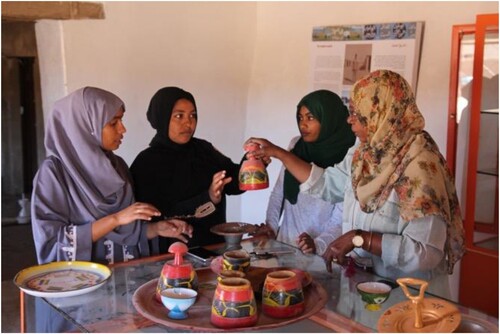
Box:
[352,229,364,248]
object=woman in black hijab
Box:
[130,87,244,252]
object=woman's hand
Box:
[93,202,161,242]
[113,202,161,227]
[209,170,232,204]
[244,137,311,183]
[152,219,193,242]
[296,232,316,254]
[251,222,276,239]
[322,230,357,272]
[243,137,284,162]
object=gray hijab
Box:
[44,87,134,217]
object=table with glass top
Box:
[21,237,498,332]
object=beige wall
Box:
[34,4,497,297]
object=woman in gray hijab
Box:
[31,87,193,332]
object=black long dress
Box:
[131,137,244,252]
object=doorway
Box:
[447,15,499,317]
[1,22,44,223]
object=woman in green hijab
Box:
[255,90,355,255]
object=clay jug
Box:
[156,242,198,303]
[239,143,269,190]
[262,270,304,318]
[211,278,258,328]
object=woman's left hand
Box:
[322,230,357,272]
[155,219,193,242]
[296,232,316,254]
[209,170,232,204]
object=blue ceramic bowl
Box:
[160,287,198,319]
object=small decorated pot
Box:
[262,270,304,318]
[238,143,269,191]
[156,242,198,303]
[222,250,251,273]
[211,278,258,328]
[217,269,246,282]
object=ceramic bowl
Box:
[160,287,198,319]
[356,281,391,311]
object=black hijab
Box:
[147,86,197,149]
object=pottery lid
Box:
[168,242,188,266]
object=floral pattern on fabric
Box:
[349,70,465,274]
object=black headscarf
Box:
[147,86,197,149]
[284,90,355,204]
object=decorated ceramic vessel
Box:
[239,143,269,190]
[211,278,258,328]
[217,269,246,281]
[356,281,391,311]
[156,242,198,303]
[222,250,251,273]
[262,270,304,318]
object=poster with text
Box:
[310,22,424,105]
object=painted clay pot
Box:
[239,143,269,190]
[222,250,251,273]
[217,269,246,282]
[262,270,305,318]
[211,278,258,328]
[156,242,198,303]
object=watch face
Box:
[353,235,364,247]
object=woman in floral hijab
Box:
[348,70,465,275]
[246,70,464,298]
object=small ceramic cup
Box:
[217,269,246,282]
[356,281,392,311]
[160,287,198,320]
[222,250,251,273]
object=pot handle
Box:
[396,278,429,329]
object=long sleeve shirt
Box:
[266,138,343,255]
[300,144,451,298]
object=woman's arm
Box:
[146,219,193,242]
[244,138,312,183]
[91,202,161,242]
[32,159,165,264]
[381,215,447,272]
[323,215,447,273]
[312,203,344,256]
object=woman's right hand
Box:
[244,137,284,162]
[113,202,161,227]
[209,170,232,204]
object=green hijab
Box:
[284,90,355,204]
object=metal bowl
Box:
[454,314,499,333]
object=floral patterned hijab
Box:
[349,70,465,274]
